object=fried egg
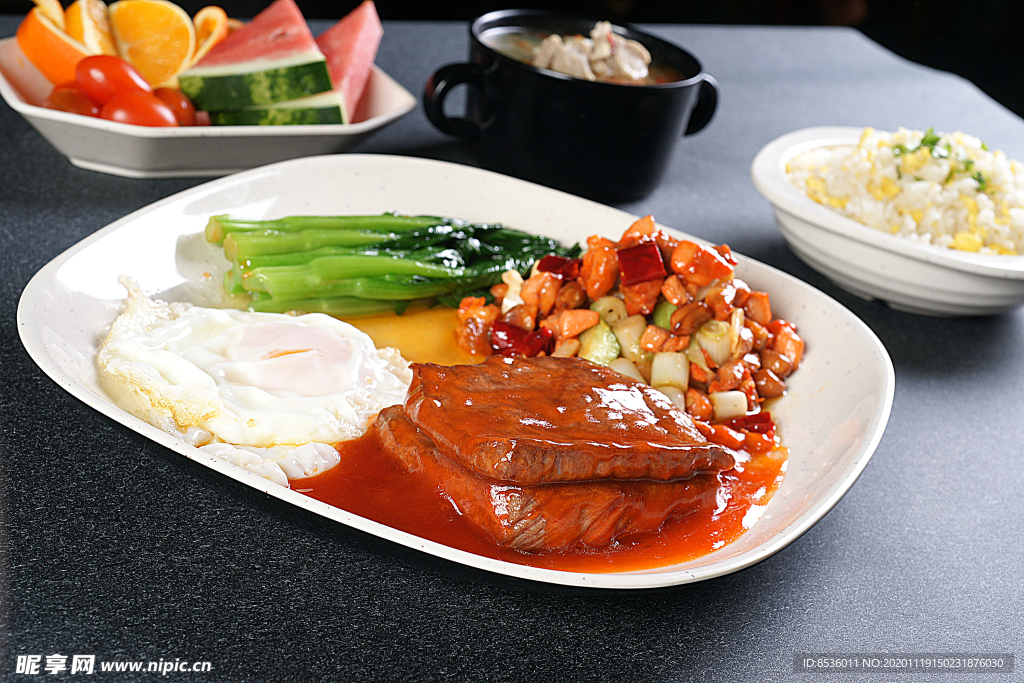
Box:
[97,277,412,487]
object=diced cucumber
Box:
[578,320,620,366]
[652,300,677,330]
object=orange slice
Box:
[16,8,91,85]
[65,0,118,56]
[31,0,66,31]
[226,17,244,35]
[189,5,228,67]
[108,0,195,87]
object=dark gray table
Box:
[2,16,1022,682]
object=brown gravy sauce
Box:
[296,435,786,573]
[293,308,788,573]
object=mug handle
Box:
[423,63,484,139]
[684,74,718,136]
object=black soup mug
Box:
[423,10,718,203]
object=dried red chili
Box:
[490,320,526,353]
[515,327,555,357]
[616,241,667,286]
[491,321,554,357]
[723,411,775,436]
[535,255,583,280]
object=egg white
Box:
[97,277,412,486]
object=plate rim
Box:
[16,153,896,589]
[751,125,1024,279]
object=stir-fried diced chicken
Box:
[532,21,651,84]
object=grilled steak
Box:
[404,355,735,485]
[374,406,722,552]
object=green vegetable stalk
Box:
[206,213,446,244]
[206,213,577,316]
[247,295,437,317]
[242,255,463,298]
[223,229,403,260]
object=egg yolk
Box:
[219,322,358,397]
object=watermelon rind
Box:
[209,90,347,125]
[179,56,333,112]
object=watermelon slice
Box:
[316,0,383,123]
[178,0,332,112]
[209,90,345,125]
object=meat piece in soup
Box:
[485,22,681,85]
[588,21,651,82]
[533,22,651,84]
[534,34,597,81]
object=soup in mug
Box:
[481,22,686,85]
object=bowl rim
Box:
[0,37,415,139]
[751,125,1024,280]
[469,8,709,91]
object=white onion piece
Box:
[729,307,745,357]
[685,335,711,374]
[656,385,687,411]
[709,390,748,421]
[650,351,689,389]
[697,319,732,367]
[612,314,649,363]
[609,357,646,383]
[501,269,524,314]
[590,295,628,327]
[552,338,581,358]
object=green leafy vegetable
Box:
[207,213,577,315]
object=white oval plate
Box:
[751,126,1024,316]
[17,154,894,589]
[0,37,416,178]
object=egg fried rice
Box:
[786,127,1024,255]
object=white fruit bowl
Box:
[0,37,416,178]
[751,126,1024,316]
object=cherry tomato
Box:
[100,92,178,127]
[43,85,101,117]
[154,87,196,126]
[76,55,152,106]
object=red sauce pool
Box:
[292,430,787,573]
